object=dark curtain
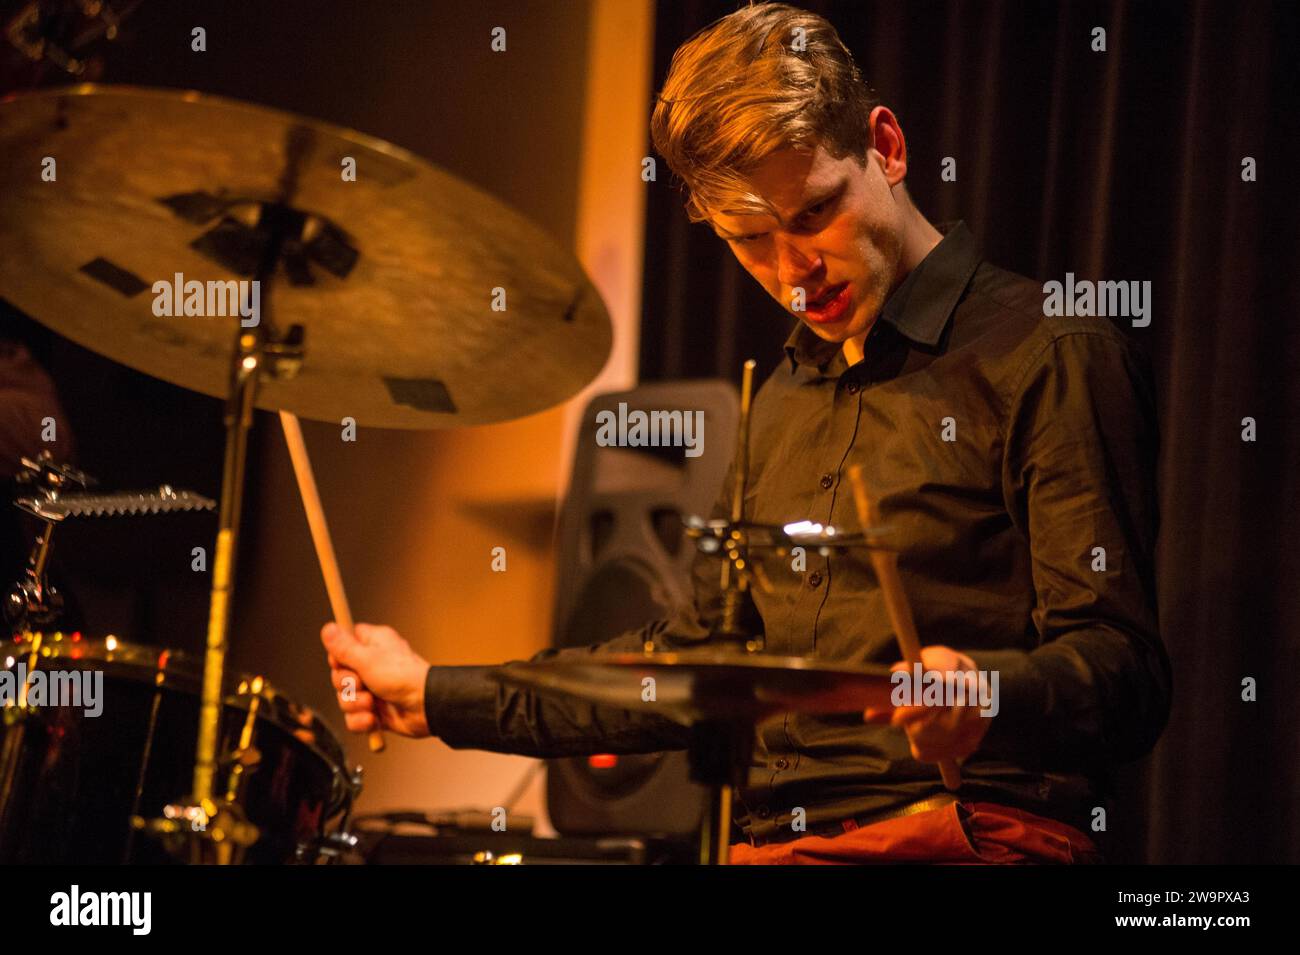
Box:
[641,0,1300,864]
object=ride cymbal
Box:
[0,85,611,428]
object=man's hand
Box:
[320,622,432,739]
[863,645,992,764]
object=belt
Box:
[760,793,961,845]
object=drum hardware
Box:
[0,627,42,797]
[333,763,363,830]
[222,676,267,804]
[16,485,218,521]
[684,518,893,558]
[4,452,91,629]
[5,524,61,629]
[2,0,142,80]
[715,359,760,652]
[121,643,169,865]
[670,360,762,860]
[292,760,363,863]
[295,829,361,864]
[11,450,93,494]
[5,450,217,632]
[293,762,362,864]
[133,796,260,866]
[136,118,327,864]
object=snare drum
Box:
[0,632,358,864]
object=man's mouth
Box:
[803,282,851,323]
[809,282,845,304]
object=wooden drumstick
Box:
[846,465,960,791]
[279,410,386,754]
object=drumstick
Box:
[279,410,386,754]
[846,465,960,792]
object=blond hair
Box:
[650,2,880,223]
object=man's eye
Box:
[801,198,835,223]
[734,233,763,245]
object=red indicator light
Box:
[588,754,618,770]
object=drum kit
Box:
[0,71,948,870]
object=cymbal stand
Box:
[3,452,92,631]
[133,200,305,864]
[685,359,762,864]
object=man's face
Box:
[708,139,906,345]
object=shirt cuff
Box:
[423,664,505,748]
[962,648,1047,762]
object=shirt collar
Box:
[783,220,982,373]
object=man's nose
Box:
[775,234,822,290]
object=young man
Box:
[320,2,1170,863]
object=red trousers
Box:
[728,801,1102,865]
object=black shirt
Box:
[423,220,1171,845]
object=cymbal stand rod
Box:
[719,360,756,641]
[688,717,752,865]
[193,323,261,806]
[193,194,301,812]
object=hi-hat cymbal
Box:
[490,648,896,725]
[684,517,896,555]
[0,85,611,428]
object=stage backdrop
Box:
[640,0,1300,864]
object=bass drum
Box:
[0,632,358,864]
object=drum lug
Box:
[132,796,261,865]
[332,762,363,811]
[296,830,359,864]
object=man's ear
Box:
[867,106,909,187]
[865,108,881,164]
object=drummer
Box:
[322,1,1169,864]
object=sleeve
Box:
[967,329,1171,773]
[423,459,762,758]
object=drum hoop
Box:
[0,634,352,802]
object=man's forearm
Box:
[968,620,1171,771]
[423,659,692,757]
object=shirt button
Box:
[819,473,834,490]
[774,758,790,770]
[845,380,860,395]
[807,571,823,588]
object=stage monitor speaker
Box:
[546,380,738,837]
